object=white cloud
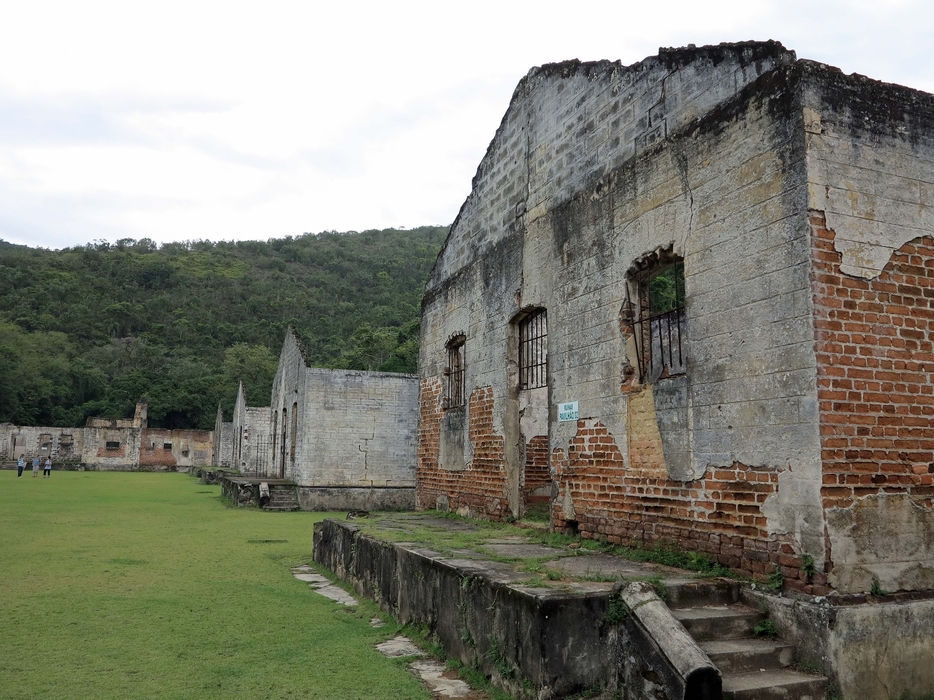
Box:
[1,0,933,248]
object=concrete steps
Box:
[264,486,299,511]
[669,582,827,700]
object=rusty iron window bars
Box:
[632,262,686,382]
[445,337,466,408]
[519,309,548,390]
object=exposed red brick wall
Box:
[810,211,934,575]
[523,435,551,502]
[550,420,823,590]
[138,447,177,467]
[417,379,510,518]
[97,445,126,458]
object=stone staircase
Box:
[263,485,300,512]
[668,581,827,699]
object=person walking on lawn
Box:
[17,455,25,477]
[32,456,40,477]
[43,457,52,478]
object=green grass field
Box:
[0,471,432,700]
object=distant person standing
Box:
[16,455,25,477]
[43,457,52,478]
[32,456,40,478]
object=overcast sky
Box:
[2,0,932,250]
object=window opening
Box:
[632,260,686,382]
[163,442,173,450]
[290,403,298,465]
[271,412,278,466]
[280,407,287,477]
[105,441,121,450]
[519,310,548,390]
[444,335,466,409]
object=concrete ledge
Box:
[313,518,617,698]
[620,582,721,700]
[743,588,934,700]
[298,486,414,511]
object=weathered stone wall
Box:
[313,519,617,699]
[270,329,307,479]
[270,328,418,509]
[139,428,213,470]
[802,66,934,594]
[419,43,828,585]
[0,424,84,464]
[746,588,934,700]
[82,425,142,470]
[1,412,209,472]
[231,382,272,477]
[300,368,418,489]
[213,404,233,467]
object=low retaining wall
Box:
[314,519,724,699]
[745,588,934,700]
[297,486,415,511]
[314,519,617,698]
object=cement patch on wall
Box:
[826,493,934,593]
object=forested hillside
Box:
[0,226,447,430]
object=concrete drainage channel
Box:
[291,565,485,699]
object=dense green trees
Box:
[0,227,446,429]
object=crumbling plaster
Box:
[421,42,828,568]
[803,67,934,280]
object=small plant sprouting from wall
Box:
[754,617,778,638]
[870,577,887,597]
[605,597,628,625]
[765,566,784,591]
[802,554,815,581]
[485,637,516,679]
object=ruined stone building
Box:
[1,402,212,471]
[215,382,273,477]
[213,404,234,468]
[268,328,418,510]
[417,40,934,598]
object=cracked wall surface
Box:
[419,42,934,593]
[418,42,827,584]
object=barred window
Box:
[519,309,548,390]
[632,260,686,383]
[444,335,466,409]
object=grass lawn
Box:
[0,471,432,700]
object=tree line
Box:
[0,226,447,430]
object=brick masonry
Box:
[812,213,934,591]
[418,381,510,518]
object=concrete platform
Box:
[313,513,712,699]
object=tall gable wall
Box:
[419,43,830,587]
